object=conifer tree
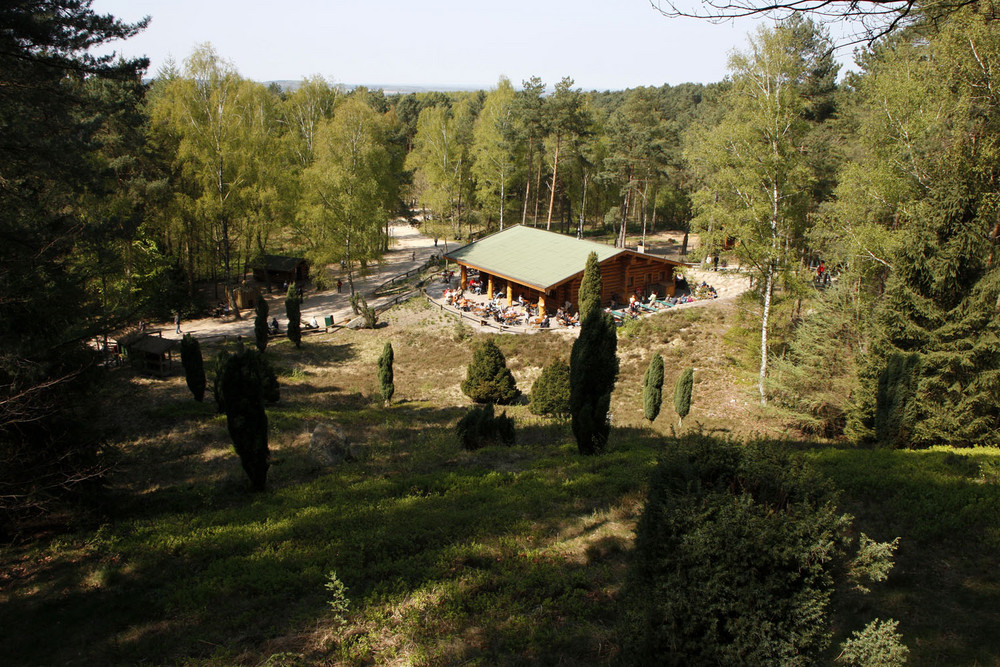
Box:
[673,367,694,430]
[378,342,394,405]
[254,295,269,352]
[180,333,206,402]
[461,338,520,405]
[220,349,271,491]
[578,251,603,318]
[570,256,618,454]
[285,283,302,349]
[643,354,665,422]
[530,359,571,417]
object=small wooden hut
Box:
[443,225,688,316]
[117,330,177,377]
[253,255,309,290]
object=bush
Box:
[642,354,664,422]
[219,349,273,491]
[456,403,515,450]
[377,342,394,405]
[254,295,269,352]
[839,618,909,667]
[626,436,898,666]
[461,338,520,405]
[530,359,571,417]
[180,334,206,402]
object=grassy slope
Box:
[1,297,999,665]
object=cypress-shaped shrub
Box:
[213,347,279,412]
[220,349,271,491]
[530,359,571,416]
[254,295,269,352]
[378,342,394,405]
[180,333,206,402]
[642,353,664,422]
[456,403,515,450]
[285,283,302,348]
[673,367,694,429]
[578,250,603,318]
[570,251,618,455]
[461,338,520,405]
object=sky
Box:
[90,0,853,91]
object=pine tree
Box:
[643,354,665,422]
[180,334,206,402]
[378,342,394,405]
[673,368,694,430]
[285,283,302,348]
[0,2,148,532]
[570,256,619,454]
[461,338,520,405]
[254,295,269,352]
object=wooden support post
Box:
[487,276,494,299]
[506,283,513,308]
[460,265,467,289]
[538,293,546,318]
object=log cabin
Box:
[443,225,689,317]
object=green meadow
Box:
[3,300,1000,665]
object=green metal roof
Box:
[444,226,623,290]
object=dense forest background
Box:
[5,0,1000,531]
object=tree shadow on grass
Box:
[0,411,664,665]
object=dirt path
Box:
[160,227,748,342]
[162,223,439,342]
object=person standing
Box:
[174,311,181,334]
[337,279,343,293]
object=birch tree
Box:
[686,22,816,404]
[472,77,520,230]
[301,98,394,294]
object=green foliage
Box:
[461,338,520,405]
[254,296,269,352]
[673,367,694,429]
[578,251,603,319]
[377,342,394,405]
[324,571,350,631]
[570,310,618,454]
[627,437,857,665]
[839,618,910,667]
[529,359,571,417]
[455,403,515,450]
[642,354,664,422]
[213,348,279,414]
[851,534,901,594]
[767,287,859,437]
[179,334,206,402]
[0,0,148,534]
[219,350,273,491]
[874,352,921,448]
[285,284,302,349]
